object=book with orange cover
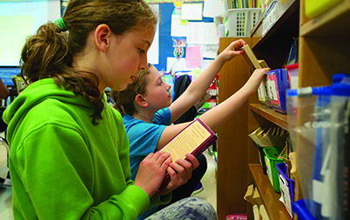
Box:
[159,118,217,187]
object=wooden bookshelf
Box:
[249,164,291,220]
[250,103,289,131]
[217,37,255,220]
[300,0,350,37]
[219,0,349,219]
[249,0,300,69]
[253,0,299,50]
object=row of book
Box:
[231,0,266,9]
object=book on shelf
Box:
[232,0,258,9]
[242,44,269,70]
[242,44,270,104]
[159,118,217,187]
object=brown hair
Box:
[20,0,157,124]
[112,64,153,116]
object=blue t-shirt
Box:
[123,108,172,220]
[123,108,172,180]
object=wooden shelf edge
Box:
[250,103,289,131]
[249,164,291,220]
[300,1,350,37]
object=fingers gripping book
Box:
[242,45,269,70]
[242,45,270,104]
[159,118,217,187]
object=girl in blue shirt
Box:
[114,39,270,218]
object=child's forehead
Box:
[148,66,159,75]
[147,69,161,81]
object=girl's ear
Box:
[94,24,112,52]
[135,94,148,107]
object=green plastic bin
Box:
[263,147,284,192]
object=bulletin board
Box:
[150,2,216,73]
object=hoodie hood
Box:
[3,78,92,142]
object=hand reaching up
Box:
[160,154,200,195]
[242,68,270,95]
[217,39,247,63]
[134,152,171,197]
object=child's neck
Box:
[133,111,155,123]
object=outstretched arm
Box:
[157,68,269,149]
[169,39,246,123]
[199,68,269,132]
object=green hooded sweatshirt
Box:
[3,78,170,220]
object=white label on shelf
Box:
[262,3,277,37]
[267,80,278,101]
[265,157,273,185]
[321,170,331,217]
[290,75,298,89]
[279,174,293,217]
[313,179,324,203]
[258,82,268,102]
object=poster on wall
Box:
[186,22,217,45]
[171,8,188,37]
[147,4,160,65]
[181,3,203,20]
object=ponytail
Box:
[21,22,71,84]
[20,22,103,125]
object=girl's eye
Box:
[139,48,145,54]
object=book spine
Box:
[196,118,216,136]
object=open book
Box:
[159,118,217,187]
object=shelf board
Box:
[249,164,291,220]
[250,103,289,131]
[301,0,350,37]
[253,0,298,50]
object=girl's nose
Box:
[139,55,148,70]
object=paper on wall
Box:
[166,57,186,73]
[171,13,188,37]
[187,22,217,45]
[187,22,202,44]
[202,23,218,45]
[203,0,226,17]
[186,46,201,69]
[147,4,159,64]
[202,45,218,59]
[181,3,203,20]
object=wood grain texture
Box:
[249,164,291,220]
[217,37,252,220]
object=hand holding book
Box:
[159,118,217,188]
[134,151,172,197]
[160,153,200,195]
